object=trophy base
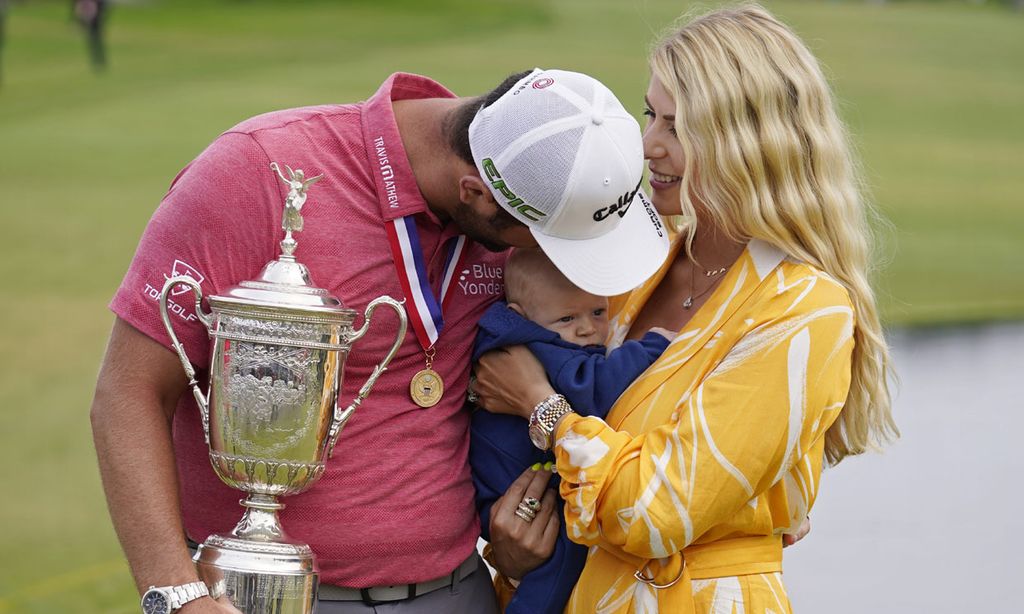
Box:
[195,534,318,614]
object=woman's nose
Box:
[643,129,665,160]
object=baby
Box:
[470,248,674,614]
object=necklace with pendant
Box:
[683,262,728,309]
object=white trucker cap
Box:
[469,68,669,296]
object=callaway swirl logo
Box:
[532,78,554,90]
[593,180,641,221]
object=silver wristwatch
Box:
[528,394,574,451]
[141,581,209,614]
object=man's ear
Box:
[459,174,495,215]
[506,302,525,317]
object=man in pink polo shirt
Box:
[92,69,667,613]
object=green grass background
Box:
[0,1,1020,612]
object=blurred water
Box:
[786,322,1023,613]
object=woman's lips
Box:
[649,171,681,190]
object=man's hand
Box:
[473,345,553,420]
[487,467,560,580]
[179,596,243,613]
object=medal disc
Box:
[410,368,444,408]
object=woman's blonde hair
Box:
[650,3,897,464]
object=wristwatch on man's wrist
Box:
[528,394,574,451]
[141,581,209,614]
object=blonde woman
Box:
[473,4,898,612]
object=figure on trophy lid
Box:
[271,162,322,236]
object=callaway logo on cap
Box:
[469,68,669,296]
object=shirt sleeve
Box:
[554,295,855,559]
[109,131,281,368]
[531,332,669,415]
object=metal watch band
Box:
[529,394,574,450]
[168,581,209,609]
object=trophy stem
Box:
[196,492,318,613]
[281,234,297,257]
[232,494,286,542]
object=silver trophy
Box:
[159,163,407,613]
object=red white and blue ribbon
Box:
[385,216,468,350]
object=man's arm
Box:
[91,318,231,612]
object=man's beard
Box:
[451,202,520,252]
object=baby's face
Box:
[521,285,610,347]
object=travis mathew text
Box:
[374,136,399,208]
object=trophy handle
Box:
[327,296,407,457]
[159,275,214,444]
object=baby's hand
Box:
[649,327,677,342]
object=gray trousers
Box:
[314,553,499,614]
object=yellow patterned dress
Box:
[553,238,855,614]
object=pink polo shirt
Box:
[110,74,507,587]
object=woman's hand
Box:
[488,466,560,580]
[473,345,554,420]
[782,516,811,547]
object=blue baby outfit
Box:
[470,301,669,614]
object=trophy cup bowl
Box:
[158,164,407,613]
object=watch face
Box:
[529,424,549,451]
[142,589,170,614]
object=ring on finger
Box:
[521,496,541,513]
[516,502,538,521]
[514,508,535,523]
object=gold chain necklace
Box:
[683,262,728,309]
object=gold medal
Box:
[410,368,444,408]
